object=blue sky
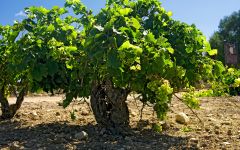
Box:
[1,0,240,39]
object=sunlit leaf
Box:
[208,49,218,56]
[167,11,173,17]
[47,24,55,32]
[129,18,141,29]
[119,8,132,16]
[167,47,174,54]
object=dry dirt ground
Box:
[0,95,239,150]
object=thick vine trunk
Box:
[0,86,26,119]
[90,80,130,133]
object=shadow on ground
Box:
[0,120,198,150]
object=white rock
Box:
[30,111,38,120]
[221,121,231,125]
[207,114,213,117]
[208,118,218,122]
[31,111,38,116]
[175,112,190,124]
[189,138,198,143]
[75,131,88,140]
[9,141,25,150]
[81,110,89,116]
[222,142,231,145]
[130,111,137,117]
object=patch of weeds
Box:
[181,126,193,132]
[152,123,163,133]
[70,109,77,121]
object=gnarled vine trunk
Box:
[0,86,26,119]
[90,80,130,133]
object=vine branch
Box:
[174,94,203,125]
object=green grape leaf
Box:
[66,46,77,52]
[32,64,48,81]
[119,41,142,55]
[167,47,174,54]
[208,49,218,56]
[47,24,55,32]
[129,18,141,29]
[145,32,156,43]
[46,61,59,76]
[119,8,132,16]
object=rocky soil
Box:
[0,95,239,150]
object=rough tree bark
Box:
[0,86,26,119]
[90,80,130,133]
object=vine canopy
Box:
[0,0,225,120]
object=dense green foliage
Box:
[211,67,240,96]
[209,10,240,64]
[63,0,224,120]
[0,5,80,118]
[0,0,224,120]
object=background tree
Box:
[209,10,240,64]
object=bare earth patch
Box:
[0,95,239,150]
